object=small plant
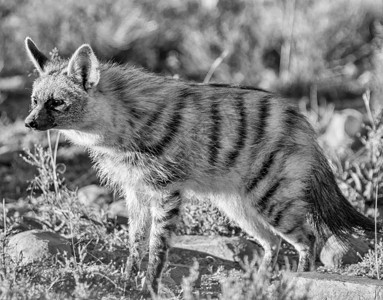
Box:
[329,90,383,278]
[345,239,383,279]
[336,91,383,213]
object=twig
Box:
[363,90,376,131]
[93,272,125,292]
[47,130,60,197]
[2,198,6,276]
[375,185,380,279]
[53,131,61,168]
[280,0,296,80]
[203,49,229,84]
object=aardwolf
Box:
[25,37,375,294]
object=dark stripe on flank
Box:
[225,96,247,168]
[141,103,167,133]
[266,203,277,218]
[139,98,185,156]
[246,147,279,193]
[208,100,222,165]
[132,103,166,144]
[272,210,284,228]
[284,107,301,132]
[283,222,300,235]
[130,107,142,120]
[271,199,294,228]
[257,180,281,213]
[254,95,272,146]
[179,87,195,98]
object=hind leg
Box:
[252,226,282,272]
[275,217,316,271]
[284,229,316,271]
[214,197,281,271]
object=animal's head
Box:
[24,37,100,131]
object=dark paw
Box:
[140,276,158,298]
[126,257,140,278]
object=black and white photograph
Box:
[1,0,383,299]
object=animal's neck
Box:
[60,129,103,148]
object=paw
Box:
[140,277,153,298]
[125,257,139,278]
[140,276,158,298]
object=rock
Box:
[285,272,383,300]
[320,235,370,268]
[77,184,113,208]
[107,200,129,225]
[319,109,362,153]
[137,236,263,290]
[172,235,263,263]
[7,230,72,264]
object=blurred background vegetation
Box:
[2,0,383,101]
[1,0,383,202]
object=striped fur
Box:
[25,38,376,294]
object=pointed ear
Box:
[25,37,49,74]
[67,44,100,90]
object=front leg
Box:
[125,191,150,278]
[144,191,182,294]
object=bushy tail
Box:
[309,152,377,243]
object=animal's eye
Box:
[51,99,64,107]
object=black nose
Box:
[25,120,37,129]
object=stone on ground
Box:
[320,235,370,267]
[6,230,72,264]
[173,235,263,263]
[285,272,383,300]
[107,199,129,225]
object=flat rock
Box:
[138,235,264,288]
[320,235,370,267]
[172,235,263,263]
[319,110,362,152]
[285,272,383,300]
[6,230,72,264]
[107,199,129,225]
